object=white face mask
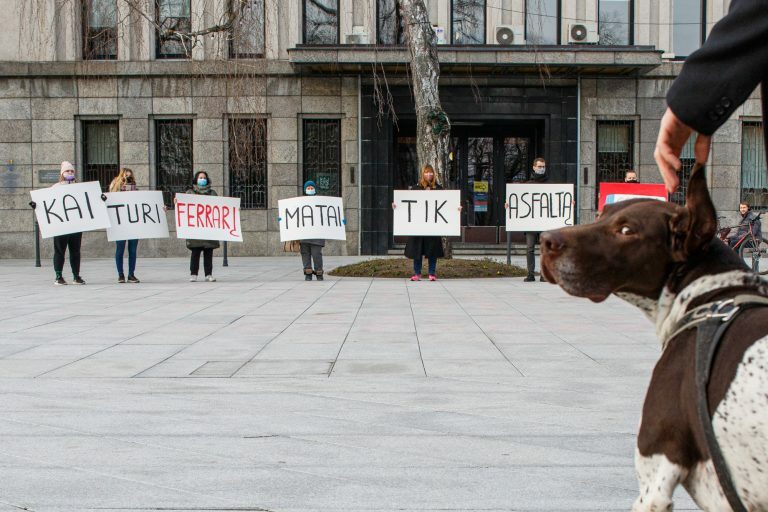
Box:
[533,167,546,175]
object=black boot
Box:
[315,270,324,281]
[304,268,313,281]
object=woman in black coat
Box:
[398,165,444,281]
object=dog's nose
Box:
[541,231,565,256]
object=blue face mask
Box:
[305,187,316,196]
[197,178,208,187]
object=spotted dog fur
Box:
[540,167,768,511]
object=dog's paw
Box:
[632,493,673,512]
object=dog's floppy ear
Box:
[670,165,716,261]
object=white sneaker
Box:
[189,275,197,282]
[205,275,216,282]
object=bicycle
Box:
[717,212,768,275]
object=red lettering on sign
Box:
[176,202,185,227]
[196,203,205,227]
[222,206,230,232]
[205,204,213,228]
[230,207,240,238]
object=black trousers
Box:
[190,248,213,276]
[525,232,540,277]
[53,232,82,276]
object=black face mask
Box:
[625,179,638,183]
[126,177,134,183]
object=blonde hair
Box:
[108,167,133,192]
[418,164,438,189]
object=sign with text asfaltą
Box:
[505,183,575,231]
[278,195,346,241]
[29,181,111,238]
[105,191,169,242]
[175,193,242,242]
[393,189,461,237]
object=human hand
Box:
[101,194,107,201]
[654,108,711,194]
[504,202,508,209]
[391,202,396,209]
[29,201,36,209]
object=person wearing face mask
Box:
[182,171,219,282]
[524,158,548,282]
[109,167,141,284]
[299,180,325,281]
[624,170,639,183]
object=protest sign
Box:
[393,189,461,237]
[505,183,575,231]
[175,193,242,242]
[598,183,667,211]
[105,191,169,242]
[278,195,346,241]
[30,181,111,238]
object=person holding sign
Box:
[178,171,219,282]
[108,168,141,284]
[299,181,326,281]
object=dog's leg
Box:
[632,450,687,512]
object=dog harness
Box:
[668,294,768,512]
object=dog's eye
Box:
[620,226,633,235]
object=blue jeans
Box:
[115,240,138,276]
[413,257,437,276]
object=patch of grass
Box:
[329,257,529,279]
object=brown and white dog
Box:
[540,167,768,511]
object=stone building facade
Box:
[0,0,763,258]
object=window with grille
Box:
[303,119,341,197]
[82,120,119,192]
[598,0,632,45]
[82,0,117,59]
[741,122,767,209]
[156,120,193,206]
[230,0,265,58]
[378,0,405,45]
[672,0,705,58]
[526,0,559,45]
[596,120,634,204]
[452,0,485,44]
[304,0,339,45]
[229,118,267,209]
[670,136,696,205]
[156,0,192,58]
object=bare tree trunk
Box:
[398,0,453,257]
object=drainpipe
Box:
[576,76,582,225]
[357,74,362,256]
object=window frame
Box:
[81,119,120,192]
[82,0,118,60]
[740,121,767,210]
[229,0,266,59]
[595,119,635,206]
[302,118,342,198]
[155,118,194,207]
[524,0,562,45]
[671,0,707,60]
[597,0,634,45]
[302,0,340,45]
[227,117,268,209]
[155,0,193,59]
[450,0,487,45]
[376,0,406,45]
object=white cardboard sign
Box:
[278,195,346,241]
[30,181,111,238]
[393,189,461,237]
[105,191,170,242]
[505,183,575,231]
[174,193,242,242]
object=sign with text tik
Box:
[105,191,169,242]
[30,181,111,238]
[278,195,346,241]
[393,190,461,237]
[175,194,242,242]
[505,183,575,231]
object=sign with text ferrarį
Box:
[175,193,242,242]
[105,191,170,242]
[505,183,575,231]
[30,181,111,238]
[393,189,461,237]
[278,195,346,241]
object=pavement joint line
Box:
[327,278,374,377]
[404,279,428,377]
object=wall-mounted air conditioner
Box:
[495,25,526,45]
[568,23,599,44]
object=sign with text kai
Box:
[175,193,242,242]
[105,191,169,242]
[278,195,346,241]
[393,189,461,237]
[30,181,111,238]
[505,183,575,231]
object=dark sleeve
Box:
[666,0,768,135]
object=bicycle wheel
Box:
[738,237,768,275]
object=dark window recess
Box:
[504,137,530,183]
[670,136,696,205]
[396,136,418,189]
[82,0,118,59]
[599,0,632,45]
[229,118,267,209]
[156,119,193,206]
[526,0,560,45]
[452,0,485,44]
[303,119,341,197]
[378,0,405,45]
[304,0,339,45]
[741,122,767,210]
[596,120,634,205]
[156,0,192,59]
[230,0,265,58]
[673,0,705,58]
[83,120,120,191]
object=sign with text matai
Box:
[30,181,111,238]
[505,183,575,231]
[393,189,461,237]
[105,191,170,242]
[278,195,346,241]
[175,193,242,242]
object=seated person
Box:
[727,201,762,248]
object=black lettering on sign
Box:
[402,200,417,222]
[285,207,300,228]
[327,205,340,226]
[43,199,63,223]
[127,204,140,224]
[434,200,447,223]
[507,190,574,224]
[301,205,314,226]
[62,194,84,221]
[108,204,124,224]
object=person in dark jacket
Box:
[727,201,763,249]
[524,157,548,282]
[181,171,219,282]
[655,0,768,193]
[300,180,325,281]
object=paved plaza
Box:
[0,256,699,511]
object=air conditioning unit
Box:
[345,26,369,44]
[432,25,446,44]
[495,25,526,45]
[568,23,598,44]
